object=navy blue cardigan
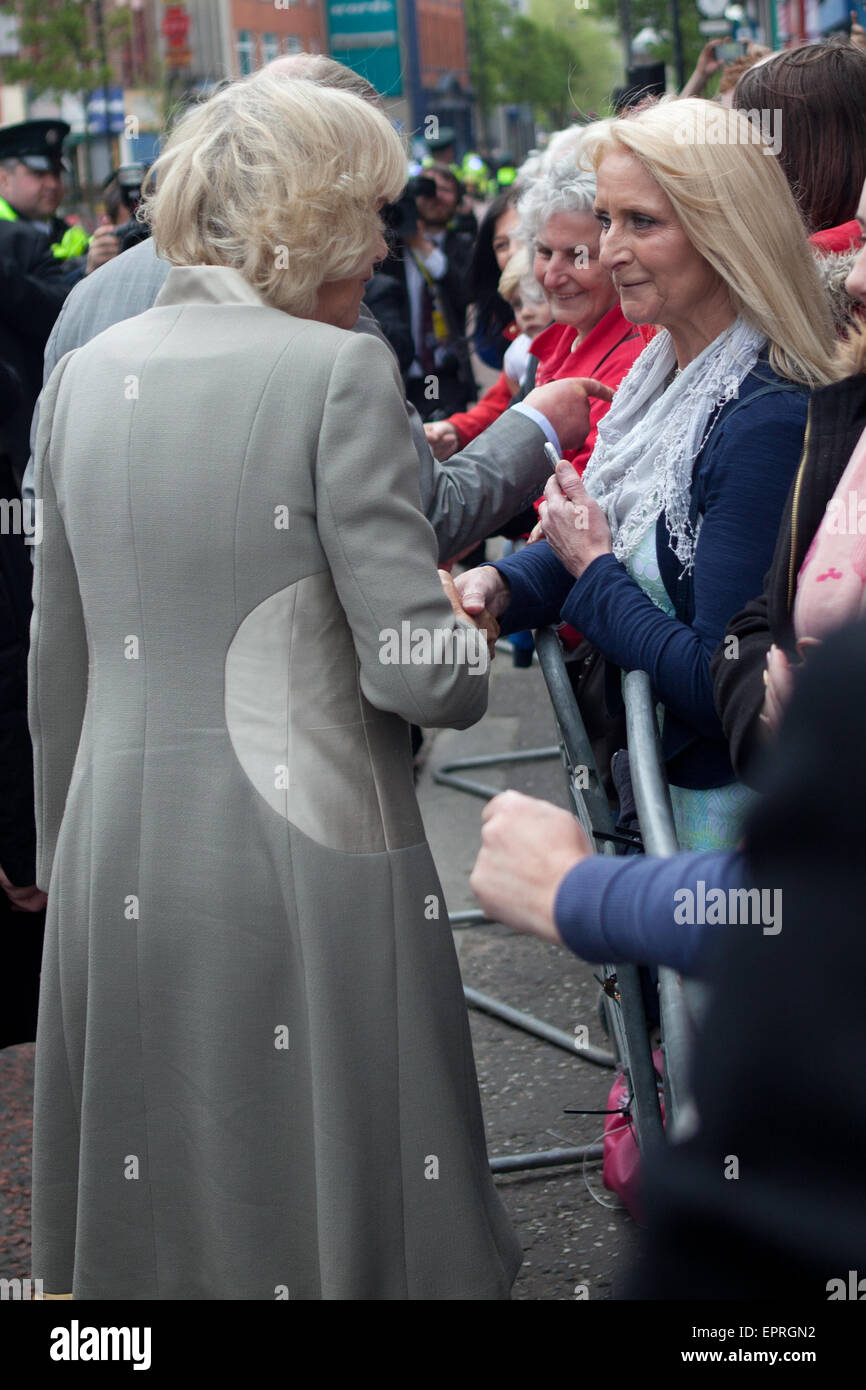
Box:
[494,357,809,789]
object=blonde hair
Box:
[498,246,531,302]
[143,71,407,316]
[581,99,840,387]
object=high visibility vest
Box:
[0,195,89,260]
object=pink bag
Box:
[602,1049,665,1224]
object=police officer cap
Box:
[0,119,70,172]
[425,125,456,153]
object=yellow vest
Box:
[0,195,89,260]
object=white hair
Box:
[517,155,598,253]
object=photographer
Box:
[364,164,476,420]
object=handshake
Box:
[438,568,501,660]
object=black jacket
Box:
[629,617,866,1299]
[711,370,866,787]
[366,225,476,397]
[0,219,70,484]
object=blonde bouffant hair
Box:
[580,99,841,387]
[143,71,407,316]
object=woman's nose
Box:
[599,229,628,273]
[544,252,572,285]
[845,245,866,307]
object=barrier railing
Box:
[533,630,667,1152]
[621,671,696,1137]
[434,629,695,1161]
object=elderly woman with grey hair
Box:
[515,155,642,471]
[427,152,642,469]
[26,71,553,1300]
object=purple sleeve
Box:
[553,850,748,976]
[489,539,575,635]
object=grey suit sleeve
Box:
[353,301,552,562]
[314,332,489,731]
[420,408,553,561]
[28,353,88,890]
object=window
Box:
[236,30,256,76]
[284,35,303,54]
[261,32,280,64]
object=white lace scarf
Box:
[582,317,766,574]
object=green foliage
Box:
[590,0,710,78]
[0,0,132,98]
[528,0,623,116]
[466,0,623,135]
[498,15,586,127]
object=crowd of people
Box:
[2,34,866,1300]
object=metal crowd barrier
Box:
[435,626,698,1162]
[621,671,698,1139]
[533,631,667,1152]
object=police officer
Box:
[0,119,117,280]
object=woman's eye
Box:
[633,215,654,228]
[595,214,610,230]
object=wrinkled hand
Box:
[453,565,511,626]
[537,459,612,578]
[424,420,460,461]
[523,377,614,455]
[758,643,795,737]
[85,217,119,275]
[439,569,499,660]
[470,790,591,942]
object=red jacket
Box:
[448,369,514,445]
[529,304,643,473]
[809,221,863,255]
[449,321,519,445]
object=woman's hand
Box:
[758,643,795,737]
[424,421,460,461]
[0,863,47,913]
[680,39,725,97]
[537,459,612,579]
[470,790,591,942]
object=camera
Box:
[380,174,438,244]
